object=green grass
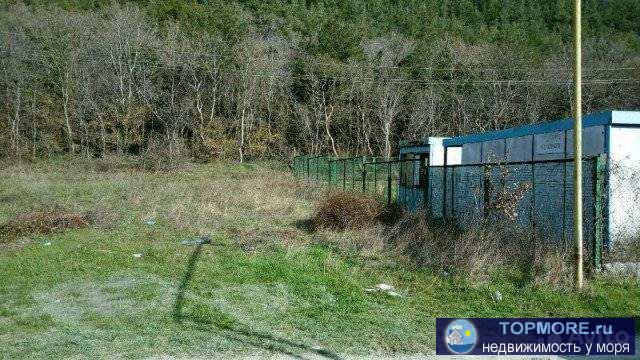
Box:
[0,158,638,358]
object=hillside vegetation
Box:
[1,0,639,161]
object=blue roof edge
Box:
[442,111,627,147]
[399,145,429,155]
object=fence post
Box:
[425,157,431,219]
[563,159,568,247]
[530,161,535,228]
[387,162,392,205]
[593,155,606,270]
[483,164,489,218]
[342,160,346,190]
[362,166,367,193]
[351,159,355,190]
[374,161,378,196]
[443,148,448,221]
[451,166,456,221]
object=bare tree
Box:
[1,4,639,163]
[362,34,414,159]
[233,33,292,162]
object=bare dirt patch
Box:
[0,210,90,241]
[34,274,174,323]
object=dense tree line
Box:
[1,1,639,161]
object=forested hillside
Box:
[2,0,639,161]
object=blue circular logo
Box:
[444,319,478,354]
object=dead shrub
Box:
[312,191,384,230]
[0,210,90,241]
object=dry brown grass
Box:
[607,237,640,262]
[0,210,90,241]
[308,196,572,287]
[531,250,573,288]
[386,212,574,287]
[312,191,385,230]
[137,138,193,172]
[306,187,575,287]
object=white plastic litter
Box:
[365,283,402,297]
[376,283,394,291]
[133,253,143,258]
[492,290,503,302]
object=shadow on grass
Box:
[293,218,316,234]
[173,243,343,360]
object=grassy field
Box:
[0,159,639,359]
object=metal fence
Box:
[432,156,606,267]
[293,154,608,266]
[292,155,331,182]
[361,159,403,204]
[293,155,431,206]
[293,155,378,190]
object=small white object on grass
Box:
[43,242,52,246]
[145,219,156,226]
[376,283,394,291]
[133,253,143,258]
[365,283,403,297]
[492,290,503,302]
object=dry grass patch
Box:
[0,210,90,241]
[230,227,306,252]
[607,237,640,262]
[307,191,576,287]
[386,212,574,287]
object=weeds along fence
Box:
[293,154,609,267]
[431,156,606,268]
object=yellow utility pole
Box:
[573,0,584,289]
